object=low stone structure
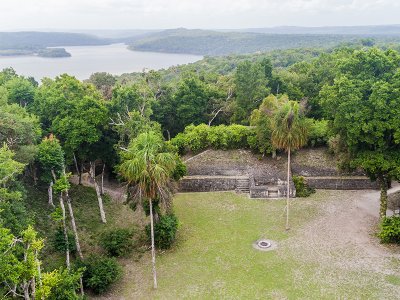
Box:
[304,176,379,190]
[179,148,379,198]
[179,175,242,192]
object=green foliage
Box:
[378,217,400,244]
[51,227,77,253]
[0,144,25,187]
[0,225,44,299]
[0,101,41,157]
[272,100,309,151]
[81,255,122,294]
[172,158,187,181]
[248,95,283,155]
[146,213,179,249]
[233,61,269,123]
[36,268,84,300]
[33,74,108,160]
[37,135,65,183]
[118,131,177,202]
[100,228,134,257]
[53,174,71,194]
[292,175,315,197]
[307,119,329,147]
[5,77,35,107]
[320,48,400,216]
[170,124,253,154]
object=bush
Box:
[52,228,77,253]
[307,119,329,147]
[146,213,179,249]
[81,255,122,294]
[172,158,187,181]
[100,228,133,257]
[170,123,252,154]
[379,217,400,244]
[293,175,315,197]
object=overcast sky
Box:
[1,0,400,30]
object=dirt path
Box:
[70,174,127,203]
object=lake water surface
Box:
[0,44,202,81]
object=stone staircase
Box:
[236,177,250,193]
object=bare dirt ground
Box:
[282,184,400,298]
[70,174,127,203]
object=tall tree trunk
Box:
[100,163,105,195]
[90,161,106,223]
[379,175,388,218]
[59,194,70,269]
[73,153,80,183]
[65,192,83,259]
[48,181,54,207]
[286,147,291,231]
[149,198,158,289]
[79,163,84,185]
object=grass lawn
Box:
[25,184,399,299]
[101,190,399,299]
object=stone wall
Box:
[304,176,379,190]
[179,176,241,192]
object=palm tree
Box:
[271,100,308,230]
[118,131,177,289]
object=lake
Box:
[0,43,202,81]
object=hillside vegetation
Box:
[128,28,400,56]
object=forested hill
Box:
[0,31,110,50]
[128,28,400,56]
[229,24,400,35]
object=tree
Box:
[37,135,64,207]
[232,61,269,123]
[118,132,177,289]
[320,48,400,218]
[33,74,109,222]
[5,77,36,107]
[0,224,83,299]
[88,72,116,100]
[271,99,308,230]
[249,95,284,156]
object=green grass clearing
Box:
[101,191,399,299]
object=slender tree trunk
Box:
[149,198,157,289]
[48,181,54,207]
[286,147,291,231]
[272,149,277,159]
[73,153,80,183]
[59,194,70,269]
[379,176,388,218]
[79,163,84,185]
[65,192,83,259]
[100,163,105,195]
[90,161,106,223]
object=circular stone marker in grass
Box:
[253,239,277,251]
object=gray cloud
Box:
[0,0,399,30]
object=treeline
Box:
[128,28,400,56]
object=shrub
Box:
[170,123,252,154]
[81,255,122,294]
[100,228,133,257]
[293,175,315,197]
[172,158,187,181]
[379,217,400,244]
[184,124,210,152]
[307,119,329,147]
[52,228,77,253]
[146,213,179,249]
